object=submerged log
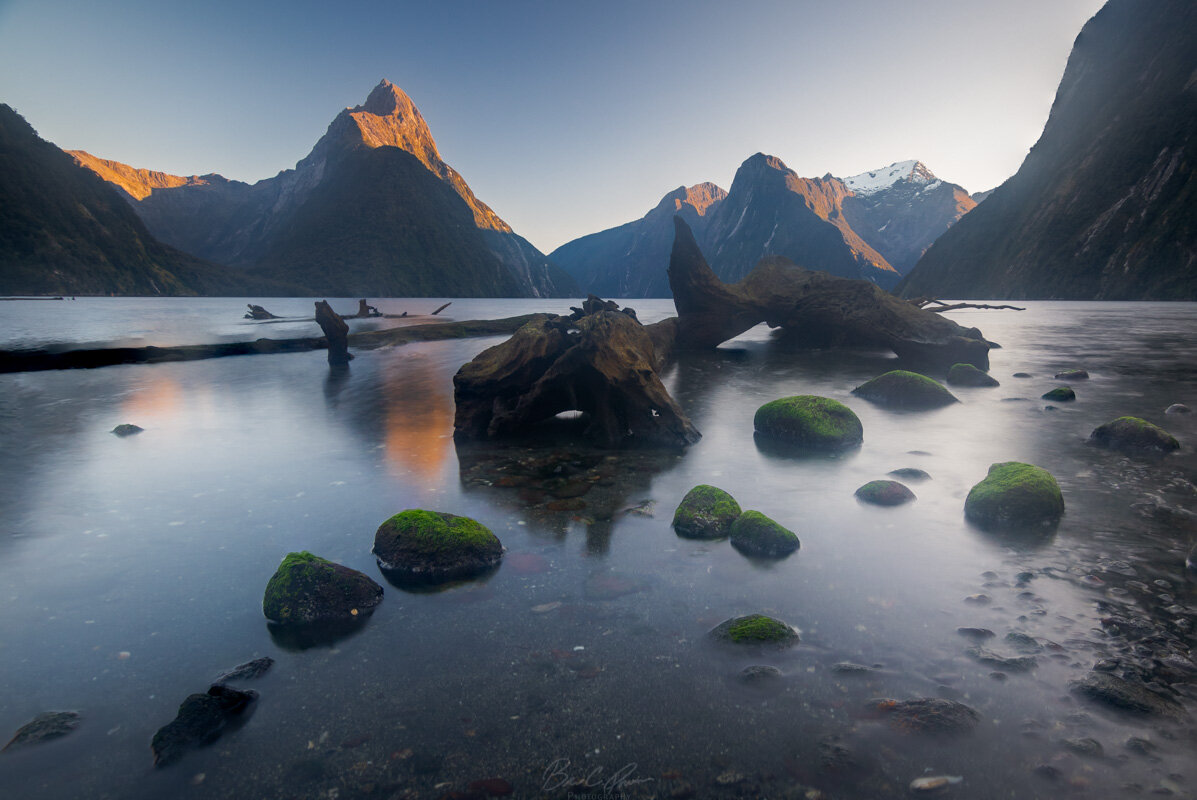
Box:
[662,217,994,369]
[431,302,452,316]
[454,302,700,448]
[244,304,279,320]
[315,300,353,366]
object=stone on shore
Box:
[373,509,503,582]
[729,510,800,558]
[753,395,862,451]
[1089,417,1179,454]
[672,485,742,539]
[262,552,383,624]
[964,462,1064,530]
[1070,671,1184,717]
[851,370,958,410]
[151,684,257,766]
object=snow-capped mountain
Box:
[842,160,939,196]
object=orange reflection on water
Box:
[380,355,454,487]
[121,375,185,421]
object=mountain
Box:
[0,104,297,296]
[73,80,578,298]
[838,160,976,274]
[899,0,1197,299]
[547,183,726,297]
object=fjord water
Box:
[1,298,1194,799]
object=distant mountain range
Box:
[2,80,577,297]
[551,155,975,297]
[0,104,300,296]
[899,0,1196,299]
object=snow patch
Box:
[843,160,937,196]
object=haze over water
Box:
[1,298,1195,799]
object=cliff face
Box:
[900,0,1197,299]
[72,80,578,298]
[0,105,297,296]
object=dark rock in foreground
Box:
[964,462,1064,530]
[851,370,958,410]
[729,511,800,558]
[151,684,257,766]
[854,480,915,506]
[2,711,81,752]
[262,552,383,624]
[373,509,503,583]
[215,657,274,683]
[672,485,741,539]
[874,697,980,734]
[1070,672,1184,717]
[112,424,143,436]
[710,614,799,647]
[1089,416,1179,454]
[753,395,863,451]
[947,363,999,387]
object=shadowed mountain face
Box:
[0,105,297,296]
[72,80,578,298]
[900,0,1197,299]
[552,155,976,298]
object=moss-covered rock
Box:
[1089,417,1179,454]
[672,485,741,539]
[262,552,383,625]
[729,510,800,558]
[753,395,862,451]
[1041,386,1076,402]
[851,370,958,409]
[964,462,1064,529]
[947,363,1000,387]
[709,614,799,647]
[373,509,503,582]
[1054,369,1089,380]
[855,480,916,506]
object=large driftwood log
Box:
[454,301,700,448]
[660,217,994,369]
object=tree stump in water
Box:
[314,301,353,366]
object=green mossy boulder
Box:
[1041,387,1076,402]
[262,552,383,625]
[855,480,916,506]
[672,485,742,539]
[373,509,504,582]
[851,370,958,410]
[947,363,1000,387]
[729,510,800,558]
[753,395,862,451]
[1089,417,1179,454]
[964,462,1064,530]
[710,614,799,647]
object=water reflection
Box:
[266,616,372,651]
[380,354,454,488]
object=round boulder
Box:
[855,480,915,506]
[1089,417,1179,454]
[112,424,143,436]
[753,395,862,451]
[373,509,504,582]
[1041,387,1076,402]
[851,370,958,410]
[710,614,799,647]
[964,462,1064,529]
[947,363,999,387]
[672,485,741,539]
[729,510,800,558]
[262,551,383,624]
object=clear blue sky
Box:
[0,0,1105,253]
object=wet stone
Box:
[966,647,1038,672]
[1165,403,1191,415]
[737,665,782,685]
[888,467,931,481]
[957,627,996,640]
[151,684,257,766]
[2,711,81,752]
[1004,632,1044,653]
[832,662,874,674]
[111,423,143,436]
[1070,671,1185,717]
[215,656,274,683]
[1063,737,1104,758]
[875,697,981,734]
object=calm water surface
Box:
[0,299,1194,799]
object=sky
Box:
[0,0,1106,254]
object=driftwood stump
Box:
[314,301,353,366]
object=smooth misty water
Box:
[0,299,1195,800]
